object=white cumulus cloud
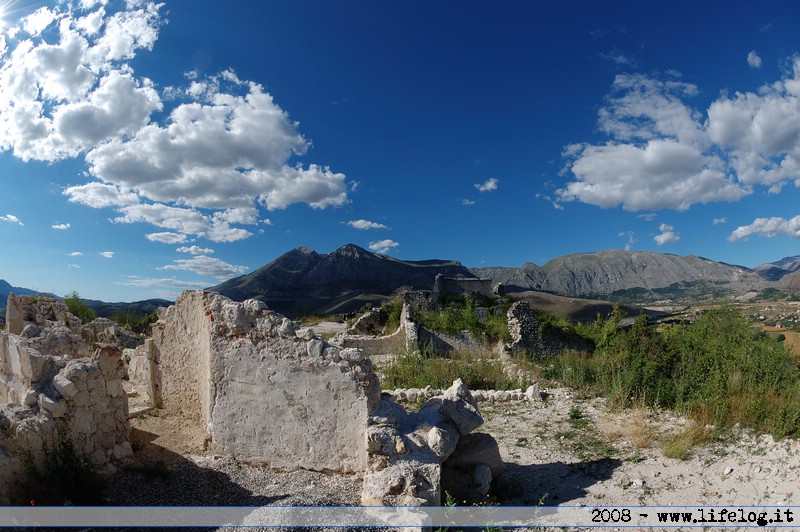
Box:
[0,214,23,225]
[474,178,498,192]
[368,239,399,254]
[728,216,800,242]
[346,219,388,230]
[177,245,215,255]
[159,256,249,279]
[558,61,800,212]
[654,223,680,246]
[145,232,188,244]
[51,223,71,230]
[1,2,348,246]
[747,51,762,69]
[99,251,114,258]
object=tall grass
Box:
[537,306,800,439]
[381,343,524,391]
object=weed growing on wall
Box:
[18,433,106,505]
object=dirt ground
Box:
[480,387,800,508]
[118,383,800,518]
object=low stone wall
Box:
[386,383,542,404]
[144,291,381,473]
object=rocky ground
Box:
[103,385,800,531]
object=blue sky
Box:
[1,0,799,302]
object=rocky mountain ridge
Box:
[209,243,477,316]
[473,250,770,297]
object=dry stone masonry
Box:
[1,295,133,504]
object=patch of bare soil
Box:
[482,387,800,508]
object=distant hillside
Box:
[83,298,173,319]
[776,270,800,289]
[471,262,546,291]
[0,279,170,323]
[0,279,44,307]
[755,254,800,281]
[209,243,477,317]
[473,250,764,297]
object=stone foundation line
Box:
[385,384,543,404]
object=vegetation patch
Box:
[532,305,800,440]
[381,343,524,391]
[411,295,511,344]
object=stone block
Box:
[295,327,316,341]
[23,389,39,407]
[106,379,125,398]
[306,338,325,358]
[93,345,125,379]
[73,409,97,434]
[426,424,459,460]
[444,432,504,479]
[341,348,365,363]
[89,449,106,466]
[112,441,133,460]
[39,394,66,418]
[53,373,78,399]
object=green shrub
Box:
[535,305,800,438]
[110,310,158,334]
[411,295,509,344]
[64,291,96,323]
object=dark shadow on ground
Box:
[492,457,623,505]
[105,428,290,506]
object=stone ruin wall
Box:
[432,275,494,304]
[0,295,132,505]
[136,291,381,473]
[0,290,516,507]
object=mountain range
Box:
[210,244,798,317]
[471,250,763,297]
[0,280,170,322]
[3,245,799,320]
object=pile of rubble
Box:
[362,379,503,506]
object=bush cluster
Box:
[540,306,800,438]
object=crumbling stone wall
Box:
[431,274,494,305]
[0,338,131,504]
[0,295,133,504]
[504,301,593,358]
[5,294,78,335]
[505,301,542,356]
[144,291,381,473]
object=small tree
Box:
[64,291,96,323]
